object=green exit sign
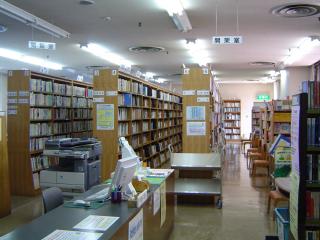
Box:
[257,94,270,101]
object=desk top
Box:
[0,174,171,240]
[275,177,291,193]
[171,153,221,170]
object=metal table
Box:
[170,153,222,207]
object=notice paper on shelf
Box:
[128,209,143,240]
[97,104,114,130]
[73,215,119,232]
[186,106,205,121]
[187,122,206,136]
[41,230,102,240]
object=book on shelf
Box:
[53,82,72,95]
[54,109,71,120]
[132,95,141,107]
[30,93,53,107]
[306,191,320,220]
[30,123,52,137]
[307,154,320,183]
[274,123,291,134]
[224,107,240,112]
[306,231,320,240]
[31,155,49,172]
[30,78,52,92]
[53,122,72,134]
[307,117,320,146]
[30,108,52,120]
[30,137,48,151]
[118,93,132,106]
[131,81,143,95]
[118,122,129,137]
[272,100,292,111]
[301,81,320,109]
[118,108,128,121]
[54,96,71,107]
[118,78,131,92]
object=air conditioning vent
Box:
[249,62,275,67]
[271,4,320,18]
[129,46,165,53]
[79,0,95,6]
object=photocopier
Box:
[40,138,102,196]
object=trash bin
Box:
[275,208,289,240]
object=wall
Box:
[219,83,274,138]
[280,66,311,99]
[0,73,7,112]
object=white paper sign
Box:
[93,98,104,103]
[93,91,104,96]
[19,91,29,97]
[97,104,114,130]
[18,98,29,104]
[202,68,209,75]
[183,68,190,75]
[212,36,243,45]
[187,122,206,136]
[94,70,99,76]
[186,106,205,120]
[8,99,17,104]
[128,209,143,240]
[28,41,56,50]
[73,215,119,232]
[8,91,17,97]
[153,188,160,215]
[7,105,17,109]
[41,230,102,240]
[8,110,17,115]
[197,97,209,103]
[106,91,118,96]
[112,70,117,75]
[197,90,210,96]
[137,189,148,208]
[182,90,195,96]
[160,182,166,228]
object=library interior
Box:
[0,0,320,240]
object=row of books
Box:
[30,137,48,151]
[252,112,261,118]
[307,154,320,182]
[131,135,142,148]
[132,122,140,134]
[307,117,320,146]
[55,109,71,120]
[132,109,142,120]
[30,108,51,120]
[306,191,320,219]
[30,123,51,137]
[252,119,260,126]
[74,109,92,119]
[306,231,320,240]
[118,123,129,137]
[143,144,157,158]
[224,107,240,113]
[142,122,149,131]
[55,96,72,107]
[224,102,240,108]
[53,82,72,95]
[73,98,93,108]
[30,93,53,107]
[225,114,240,120]
[118,93,132,106]
[301,80,320,109]
[72,121,92,132]
[225,135,241,140]
[225,129,240,134]
[31,155,49,172]
[73,86,93,98]
[224,121,240,127]
[118,78,131,92]
[53,122,72,134]
[272,100,291,111]
[118,109,128,121]
[30,79,52,92]
[132,96,141,107]
[30,94,93,108]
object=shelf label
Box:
[19,91,29,97]
[7,98,17,104]
[93,91,105,96]
[197,97,209,103]
[183,68,190,75]
[8,71,12,77]
[128,209,143,240]
[94,70,99,76]
[137,189,148,208]
[112,70,117,75]
[8,91,17,97]
[106,91,118,96]
[202,68,209,75]
[182,90,195,96]
[197,90,210,96]
[18,98,29,104]
[93,98,104,103]
[8,110,17,115]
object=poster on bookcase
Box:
[290,171,300,240]
[291,105,300,173]
[96,104,114,130]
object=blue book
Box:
[123,93,132,106]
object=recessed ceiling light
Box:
[101,16,112,21]
[249,61,275,67]
[0,24,7,33]
[271,4,320,18]
[129,46,165,53]
[79,0,95,6]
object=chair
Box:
[246,138,261,169]
[168,144,174,164]
[242,133,252,153]
[267,190,289,220]
[250,144,270,177]
[42,187,64,213]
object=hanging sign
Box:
[212,36,243,45]
[28,41,56,50]
[256,94,270,101]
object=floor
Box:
[0,144,280,239]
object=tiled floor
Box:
[0,144,280,239]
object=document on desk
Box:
[73,215,119,232]
[41,230,102,240]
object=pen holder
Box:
[111,191,122,203]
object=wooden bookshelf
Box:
[93,69,182,180]
[181,67,220,153]
[251,106,262,133]
[7,70,93,196]
[0,112,11,217]
[223,99,241,142]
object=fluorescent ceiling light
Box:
[185,40,210,66]
[81,43,132,67]
[0,48,63,70]
[283,36,320,65]
[156,78,168,83]
[159,0,192,32]
[0,0,70,38]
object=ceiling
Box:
[0,0,319,84]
